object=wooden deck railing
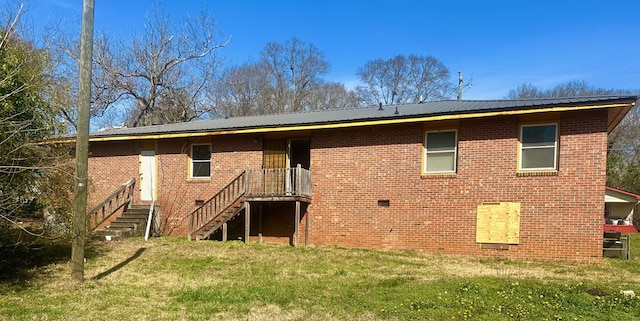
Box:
[88,178,136,230]
[187,171,246,240]
[246,165,312,198]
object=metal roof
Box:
[89,95,637,138]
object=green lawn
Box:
[1,233,640,320]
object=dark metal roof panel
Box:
[89,95,638,138]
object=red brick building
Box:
[84,96,637,262]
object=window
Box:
[424,130,457,173]
[519,124,557,171]
[191,144,211,178]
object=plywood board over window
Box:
[476,202,521,244]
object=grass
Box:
[1,232,640,320]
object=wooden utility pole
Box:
[71,0,95,283]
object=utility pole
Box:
[71,0,95,283]
[457,72,463,100]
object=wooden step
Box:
[122,210,150,216]
[121,212,149,217]
[129,205,152,210]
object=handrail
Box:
[187,171,246,240]
[88,178,136,230]
[245,165,312,198]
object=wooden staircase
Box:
[188,167,313,242]
[188,171,246,241]
[192,198,245,240]
[94,205,152,241]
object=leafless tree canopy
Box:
[305,82,360,112]
[213,62,272,117]
[261,37,329,113]
[506,80,631,99]
[57,4,228,128]
[212,38,359,117]
[356,54,456,106]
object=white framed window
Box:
[190,144,211,178]
[424,130,457,173]
[519,123,558,171]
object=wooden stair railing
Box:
[188,171,246,240]
[88,178,136,230]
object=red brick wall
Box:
[87,109,608,262]
[88,140,140,208]
[88,135,263,236]
[309,110,607,262]
[150,135,263,235]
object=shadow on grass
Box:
[0,225,113,288]
[92,247,146,281]
[0,237,70,285]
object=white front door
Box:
[140,150,156,201]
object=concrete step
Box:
[119,216,148,223]
[109,221,142,229]
[93,227,144,241]
[93,204,155,241]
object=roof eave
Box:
[46,97,638,144]
[81,100,635,142]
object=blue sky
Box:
[26,0,640,99]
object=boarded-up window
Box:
[476,202,520,244]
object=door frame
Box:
[286,138,310,194]
[139,148,157,202]
[287,137,311,169]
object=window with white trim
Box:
[190,144,211,178]
[424,130,457,173]
[519,123,558,171]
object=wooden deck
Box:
[187,167,311,242]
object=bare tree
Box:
[306,82,360,111]
[260,37,330,113]
[607,103,640,194]
[212,62,272,118]
[505,83,544,99]
[356,54,456,106]
[57,4,228,129]
[506,80,628,99]
[212,38,353,117]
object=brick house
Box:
[84,95,637,262]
